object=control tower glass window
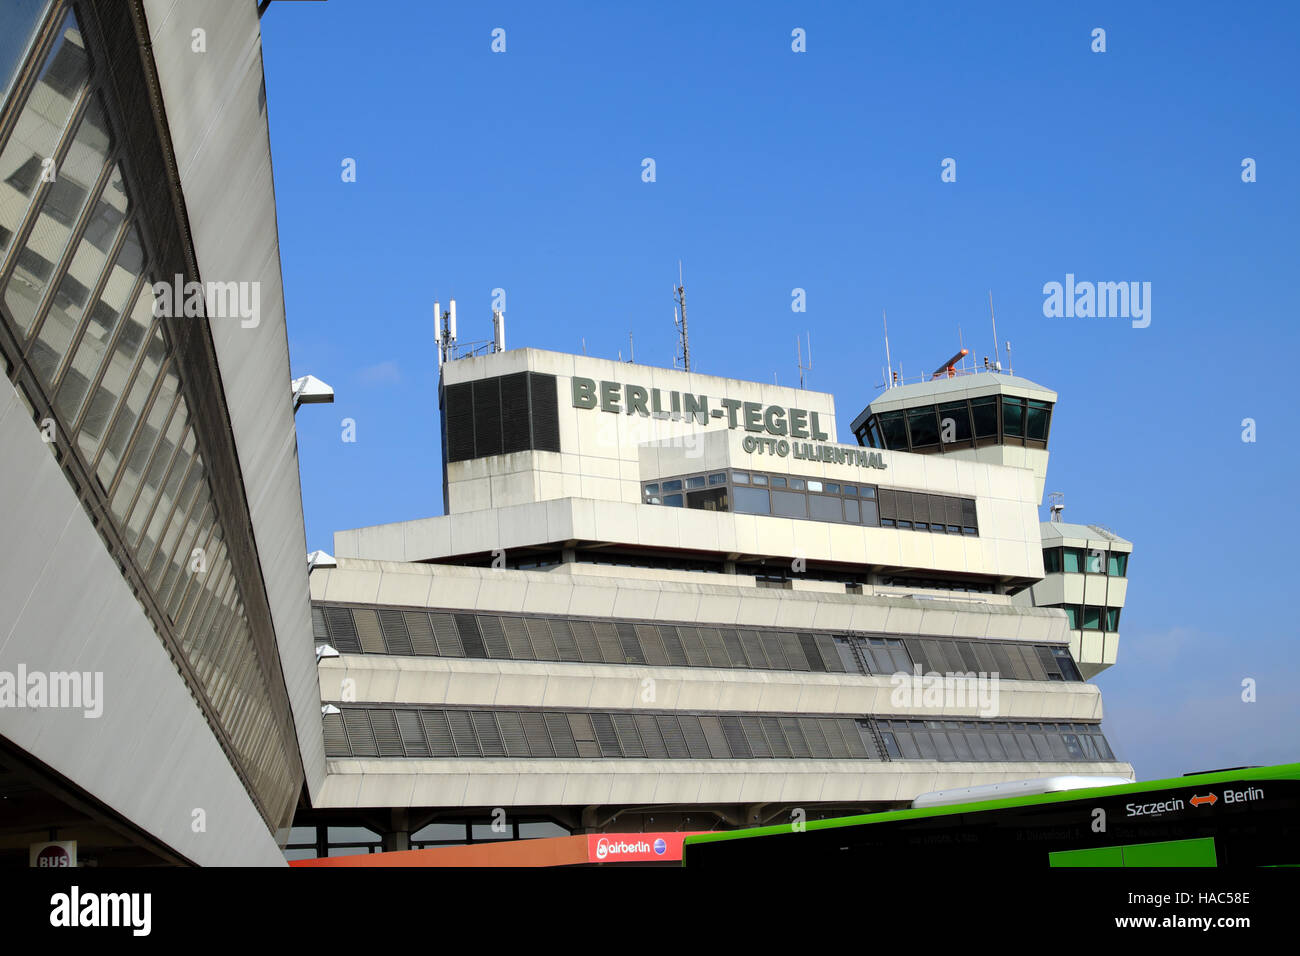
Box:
[1001,396,1025,438]
[938,401,972,444]
[877,410,907,449]
[1107,552,1128,576]
[971,397,998,440]
[906,406,940,449]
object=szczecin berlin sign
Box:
[570,376,886,468]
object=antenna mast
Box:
[988,290,1001,371]
[673,260,690,371]
[882,310,893,387]
[797,332,812,389]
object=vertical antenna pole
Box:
[988,290,1000,371]
[882,310,893,387]
[629,331,634,363]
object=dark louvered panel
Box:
[342,710,377,757]
[679,627,710,667]
[443,382,475,462]
[842,720,871,758]
[496,712,529,757]
[741,717,771,757]
[635,715,669,758]
[446,711,480,756]
[565,713,597,758]
[499,372,532,454]
[569,620,602,662]
[962,498,978,531]
[590,713,622,757]
[658,626,689,666]
[311,605,328,642]
[471,377,502,458]
[421,711,455,756]
[720,716,751,758]
[378,609,413,655]
[679,716,711,758]
[877,487,897,520]
[501,616,534,659]
[720,629,748,668]
[322,712,349,755]
[778,632,808,670]
[616,622,644,663]
[477,615,510,658]
[760,633,789,669]
[455,614,487,658]
[636,624,669,665]
[472,712,506,756]
[761,717,792,757]
[699,717,729,758]
[612,714,645,757]
[396,710,429,756]
[545,713,579,757]
[800,717,831,758]
[592,621,622,663]
[528,372,560,452]
[405,611,438,655]
[699,627,729,667]
[370,709,404,756]
[739,631,769,668]
[430,612,463,656]
[946,497,963,527]
[816,634,846,672]
[895,491,914,523]
[550,619,582,661]
[325,606,360,653]
[780,717,811,757]
[657,716,690,759]
[799,633,826,672]
[820,718,851,758]
[525,618,559,660]
[522,713,553,756]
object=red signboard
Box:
[586,832,709,863]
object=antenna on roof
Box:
[882,310,893,388]
[797,332,812,389]
[629,331,635,363]
[673,260,690,371]
[1049,491,1064,523]
[988,290,1001,372]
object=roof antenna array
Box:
[435,296,505,369]
[988,290,1002,372]
[1048,491,1065,523]
[882,309,894,388]
[673,260,691,372]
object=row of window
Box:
[0,6,296,823]
[323,706,1116,764]
[312,604,1083,682]
[1047,605,1121,632]
[1043,547,1129,577]
[855,395,1053,453]
[875,719,1115,762]
[643,468,979,536]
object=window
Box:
[708,472,727,485]
[1106,608,1121,631]
[1108,552,1128,576]
[732,470,749,483]
[877,411,907,449]
[771,490,806,518]
[971,397,998,438]
[663,494,683,507]
[906,406,940,447]
[771,476,787,488]
[1085,550,1104,574]
[1082,606,1102,630]
[685,475,706,489]
[1043,548,1061,573]
[1026,400,1051,440]
[643,483,658,495]
[751,474,768,486]
[733,485,770,514]
[662,479,683,492]
[1062,548,1082,573]
[809,494,842,522]
[1063,605,1079,628]
[937,400,972,445]
[1001,396,1025,438]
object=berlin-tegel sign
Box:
[571,376,887,469]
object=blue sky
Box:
[260,1,1299,780]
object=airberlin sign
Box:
[571,377,887,469]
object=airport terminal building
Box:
[297,344,1134,854]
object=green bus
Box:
[682,763,1300,868]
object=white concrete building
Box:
[295,345,1133,853]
